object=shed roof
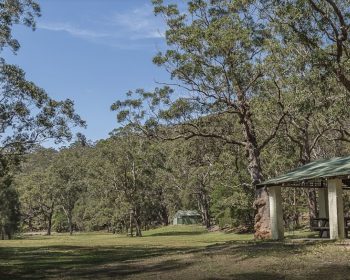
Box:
[174,210,201,218]
[258,156,350,187]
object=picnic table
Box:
[311,217,350,238]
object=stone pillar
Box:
[318,188,328,218]
[269,185,284,240]
[328,179,345,240]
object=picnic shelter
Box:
[257,156,350,240]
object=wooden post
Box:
[269,185,284,240]
[328,179,345,240]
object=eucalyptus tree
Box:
[15,147,57,234]
[260,4,350,221]
[210,145,255,230]
[0,0,85,238]
[0,0,40,51]
[0,156,20,239]
[0,0,84,155]
[163,137,223,228]
[112,0,287,238]
[51,143,89,235]
[262,0,350,93]
[91,131,166,236]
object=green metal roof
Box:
[258,156,350,186]
[174,210,201,218]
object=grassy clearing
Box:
[0,226,350,279]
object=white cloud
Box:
[36,4,167,49]
[109,4,166,40]
[38,22,109,39]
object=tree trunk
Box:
[159,205,169,226]
[254,187,270,239]
[129,210,133,237]
[242,114,269,238]
[133,208,142,237]
[28,216,33,232]
[237,90,270,239]
[135,220,142,237]
[67,215,73,235]
[62,206,73,235]
[125,223,129,236]
[198,190,211,228]
[250,150,270,240]
[307,189,317,223]
[202,207,211,228]
[47,211,53,236]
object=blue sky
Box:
[2,0,173,145]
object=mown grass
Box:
[0,225,350,279]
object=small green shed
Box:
[173,210,202,225]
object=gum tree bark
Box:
[238,99,270,239]
[113,0,289,240]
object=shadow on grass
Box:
[203,271,286,280]
[202,266,350,280]
[0,239,348,280]
[199,239,320,260]
[227,264,350,280]
[0,245,194,280]
[146,230,207,237]
[197,240,350,280]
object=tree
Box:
[261,13,350,223]
[51,144,89,235]
[112,0,286,239]
[164,137,223,228]
[0,0,40,52]
[263,0,350,93]
[0,1,84,154]
[91,131,166,237]
[15,147,57,235]
[0,176,20,239]
[0,154,20,239]
[0,0,84,237]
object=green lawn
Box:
[1,225,350,279]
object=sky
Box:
[2,0,173,145]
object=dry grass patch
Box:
[1,226,350,279]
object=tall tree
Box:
[0,0,84,237]
[165,137,224,228]
[0,156,20,239]
[0,0,84,154]
[15,147,57,235]
[91,131,166,237]
[51,144,88,235]
[263,0,350,93]
[112,0,285,239]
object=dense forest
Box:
[1,0,350,239]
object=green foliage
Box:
[0,177,20,239]
[265,0,350,93]
[52,209,68,233]
[15,147,57,232]
[9,0,350,239]
[0,156,20,239]
[0,0,84,237]
[0,0,40,52]
[0,59,85,153]
[0,1,84,154]
[51,143,90,235]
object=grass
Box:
[1,225,350,279]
